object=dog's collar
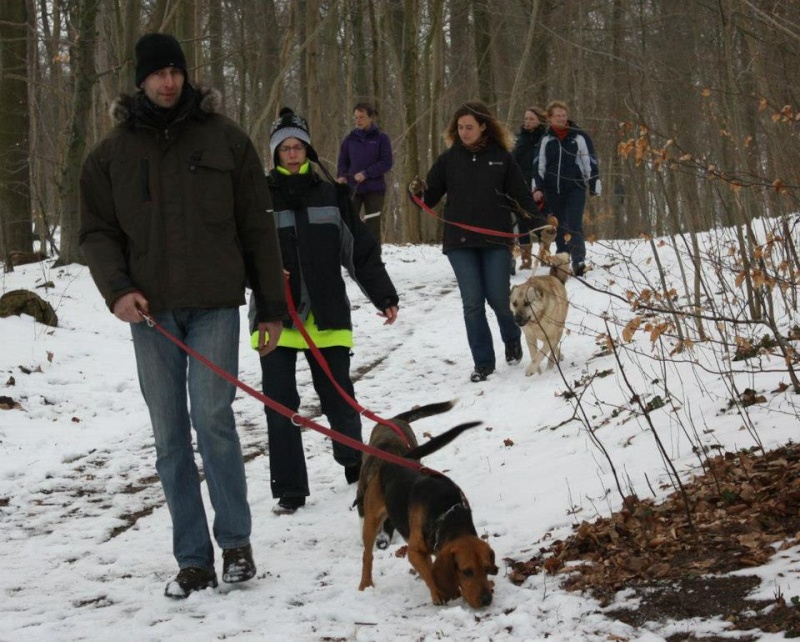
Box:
[433,495,470,552]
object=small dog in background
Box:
[535,215,559,267]
[509,253,570,376]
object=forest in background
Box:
[0,0,799,263]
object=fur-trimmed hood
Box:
[109,84,223,126]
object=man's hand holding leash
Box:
[113,291,150,323]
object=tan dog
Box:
[509,253,570,376]
[356,403,498,608]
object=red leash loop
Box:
[139,310,426,473]
[409,192,551,238]
[281,277,412,447]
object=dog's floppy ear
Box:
[432,549,460,602]
[488,548,499,576]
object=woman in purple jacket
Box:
[336,102,393,245]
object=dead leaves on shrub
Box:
[507,445,800,600]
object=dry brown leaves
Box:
[507,444,800,603]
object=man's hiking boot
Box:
[164,566,218,599]
[222,544,256,583]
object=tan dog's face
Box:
[510,283,542,327]
[433,537,498,608]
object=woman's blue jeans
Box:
[130,307,251,570]
[446,246,520,370]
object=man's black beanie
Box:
[135,33,187,87]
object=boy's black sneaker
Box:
[574,262,586,277]
[222,544,256,583]
[505,338,523,364]
[272,496,306,515]
[164,567,218,599]
[344,460,361,485]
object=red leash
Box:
[139,311,427,473]
[409,192,551,239]
[281,277,411,446]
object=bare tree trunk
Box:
[350,0,367,100]
[113,0,143,93]
[0,0,33,264]
[367,0,380,106]
[505,0,538,123]
[419,0,444,243]
[387,0,422,243]
[208,0,224,102]
[471,0,494,107]
[305,1,323,150]
[55,0,99,266]
[297,0,309,117]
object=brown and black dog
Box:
[356,402,498,608]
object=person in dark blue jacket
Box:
[512,106,547,270]
[250,108,399,515]
[412,101,550,383]
[532,101,601,277]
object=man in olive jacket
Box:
[79,33,286,599]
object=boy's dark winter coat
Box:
[266,168,398,332]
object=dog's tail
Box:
[405,421,481,461]
[392,400,455,425]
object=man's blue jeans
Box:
[446,246,521,370]
[130,307,251,570]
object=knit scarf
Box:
[462,133,489,153]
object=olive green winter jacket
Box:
[79,85,286,323]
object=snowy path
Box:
[1,242,796,641]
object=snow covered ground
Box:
[1,233,799,641]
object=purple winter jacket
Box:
[336,125,393,194]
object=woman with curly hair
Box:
[411,101,549,382]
